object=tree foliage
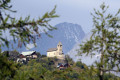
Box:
[0,54,18,79]
[0,0,58,79]
[13,58,119,80]
[79,3,120,80]
[0,0,58,49]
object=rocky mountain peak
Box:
[2,22,85,55]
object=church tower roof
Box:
[57,42,62,46]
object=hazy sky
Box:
[11,0,120,33]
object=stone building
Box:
[47,42,65,59]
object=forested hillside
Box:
[0,53,119,80]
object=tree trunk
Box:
[99,69,103,80]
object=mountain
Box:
[67,32,99,65]
[2,22,85,55]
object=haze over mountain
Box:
[67,32,98,65]
[67,32,101,65]
[2,22,85,55]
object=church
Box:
[47,42,65,59]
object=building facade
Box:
[47,42,65,59]
[17,51,38,63]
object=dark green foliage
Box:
[0,54,18,80]
[0,55,118,80]
[2,50,19,61]
[76,61,85,69]
[36,52,41,58]
[65,55,74,65]
[41,55,47,58]
[14,60,48,80]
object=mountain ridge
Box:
[2,22,85,55]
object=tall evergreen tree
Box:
[79,3,120,80]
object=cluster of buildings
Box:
[3,42,70,69]
[2,50,38,64]
[4,42,66,65]
[17,51,38,63]
[17,41,65,62]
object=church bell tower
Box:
[57,42,62,55]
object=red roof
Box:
[19,54,26,58]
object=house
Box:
[17,51,38,63]
[17,54,26,63]
[57,63,70,70]
[47,42,65,60]
[21,51,37,59]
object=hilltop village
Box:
[2,42,119,80]
[2,42,71,69]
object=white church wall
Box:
[47,51,56,57]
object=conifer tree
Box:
[79,3,120,80]
[0,0,58,49]
[0,0,58,79]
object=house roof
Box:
[21,51,36,56]
[47,48,57,52]
[19,54,26,58]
